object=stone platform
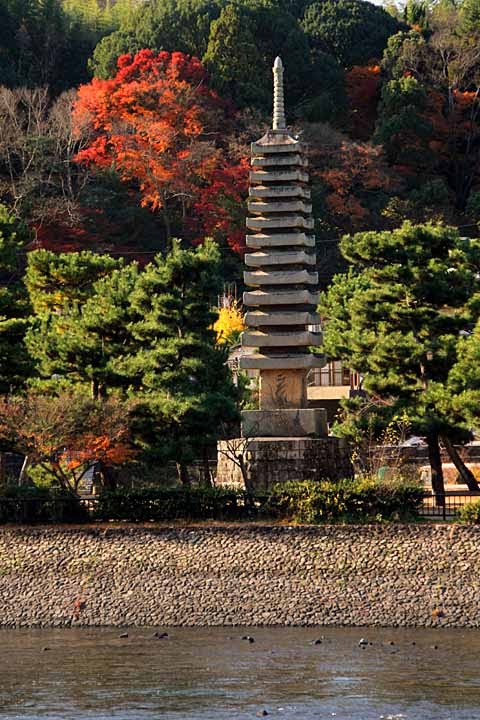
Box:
[216,436,352,491]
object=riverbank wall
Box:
[0,524,479,628]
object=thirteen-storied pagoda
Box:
[216,57,351,489]
[240,56,327,438]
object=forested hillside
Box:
[1,0,479,268]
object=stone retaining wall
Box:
[0,524,479,628]
[217,437,352,489]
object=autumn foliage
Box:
[346,65,381,140]
[213,299,245,346]
[306,124,401,234]
[73,49,248,252]
[0,392,136,493]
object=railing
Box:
[420,491,480,520]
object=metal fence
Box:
[420,491,480,520]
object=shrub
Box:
[92,487,264,522]
[0,479,424,524]
[268,477,423,524]
[0,486,88,524]
[457,500,480,525]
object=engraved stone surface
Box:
[259,369,308,409]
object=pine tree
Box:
[0,205,32,393]
[25,249,121,395]
[27,262,138,399]
[320,222,480,499]
[127,239,239,483]
[449,318,480,433]
[26,249,119,312]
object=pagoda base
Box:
[241,408,327,438]
[216,437,352,491]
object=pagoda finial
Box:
[272,56,286,131]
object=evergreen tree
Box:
[91,0,223,79]
[203,0,343,118]
[449,317,480,432]
[25,249,119,314]
[0,205,32,393]
[25,249,121,394]
[203,3,266,108]
[26,261,138,399]
[127,240,239,483]
[319,222,480,499]
[302,0,403,67]
[374,76,432,166]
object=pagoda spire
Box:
[272,56,286,131]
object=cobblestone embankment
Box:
[0,524,478,627]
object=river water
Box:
[0,627,479,720]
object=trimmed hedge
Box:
[0,486,89,524]
[268,478,424,523]
[93,487,264,522]
[0,478,424,524]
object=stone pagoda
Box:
[216,57,351,489]
[240,56,326,439]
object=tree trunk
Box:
[202,449,213,487]
[176,462,190,487]
[441,435,479,492]
[0,453,5,486]
[162,204,172,244]
[238,453,253,494]
[426,430,445,506]
[18,455,30,486]
[100,462,117,492]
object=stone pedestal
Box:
[216,437,352,491]
[241,408,327,438]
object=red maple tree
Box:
[346,65,382,140]
[0,392,136,494]
[73,49,247,252]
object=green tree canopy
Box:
[320,222,480,496]
[374,75,432,166]
[25,249,119,314]
[26,260,139,400]
[449,318,480,431]
[302,0,403,67]
[126,240,239,482]
[0,205,32,393]
[91,0,224,79]
[204,0,345,117]
[25,249,123,397]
